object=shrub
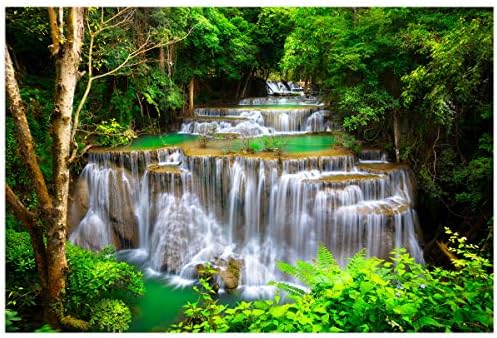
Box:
[95,118,137,147]
[171,229,493,333]
[89,299,132,332]
[5,230,145,332]
[65,243,145,321]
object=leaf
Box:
[417,316,444,328]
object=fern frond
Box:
[345,249,367,273]
[276,260,301,278]
[269,281,308,298]
[317,243,337,272]
[295,260,321,286]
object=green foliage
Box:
[89,299,132,332]
[198,124,218,148]
[334,133,361,154]
[172,232,493,333]
[5,230,40,331]
[261,135,287,154]
[341,86,400,131]
[34,324,59,332]
[65,243,145,322]
[248,140,264,153]
[6,309,22,332]
[5,230,144,332]
[95,118,137,147]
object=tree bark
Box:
[393,110,401,163]
[159,46,165,72]
[240,68,253,100]
[188,77,195,116]
[47,7,85,323]
[5,46,53,214]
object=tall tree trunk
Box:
[159,46,165,72]
[240,68,253,100]
[166,44,174,77]
[188,77,195,116]
[393,110,400,163]
[47,7,85,324]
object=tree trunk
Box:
[159,46,165,72]
[166,44,174,77]
[47,7,85,325]
[393,110,400,163]
[240,68,253,100]
[188,77,195,116]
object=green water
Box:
[128,133,198,150]
[222,134,336,153]
[127,133,335,153]
[128,278,197,332]
[129,278,241,332]
[259,134,336,153]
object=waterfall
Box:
[70,95,425,298]
[70,150,424,296]
[181,106,327,135]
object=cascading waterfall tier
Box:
[70,145,425,297]
[180,96,331,136]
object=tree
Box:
[5,7,199,328]
[6,7,84,326]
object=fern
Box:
[345,249,367,273]
[276,261,301,279]
[316,243,337,273]
[269,281,307,298]
[295,261,321,286]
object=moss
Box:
[147,163,181,174]
[356,202,410,216]
[356,162,408,174]
[61,315,90,331]
[306,173,381,184]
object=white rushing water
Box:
[70,94,424,297]
[180,95,331,136]
[70,144,424,298]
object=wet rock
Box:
[68,176,89,236]
[216,257,243,292]
[194,257,243,294]
[108,167,139,249]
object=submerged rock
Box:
[195,257,243,294]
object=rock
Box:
[194,257,243,294]
[107,167,139,249]
[217,257,243,292]
[67,176,90,236]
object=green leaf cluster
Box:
[5,230,144,332]
[88,299,132,332]
[95,118,137,147]
[172,232,493,333]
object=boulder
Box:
[216,257,243,292]
[195,257,243,294]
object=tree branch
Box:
[47,8,60,56]
[6,185,49,291]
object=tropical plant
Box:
[171,230,493,333]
